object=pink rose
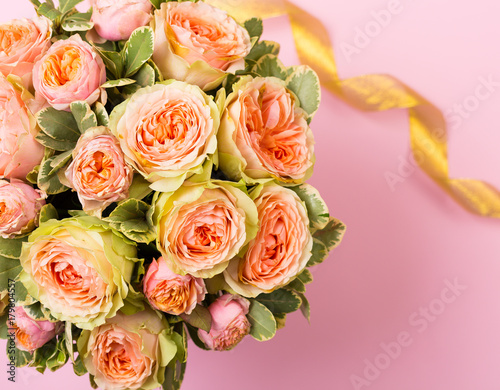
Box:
[0,179,45,238]
[152,1,252,90]
[143,258,206,315]
[13,306,63,352]
[33,35,106,111]
[90,0,153,41]
[224,183,313,297]
[0,75,44,180]
[109,81,219,193]
[0,17,51,88]
[198,294,250,351]
[64,127,133,217]
[218,76,315,183]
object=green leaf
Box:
[0,257,22,294]
[163,360,187,390]
[0,236,26,259]
[38,157,69,195]
[8,345,33,368]
[122,27,155,77]
[312,217,346,254]
[37,107,80,143]
[48,150,73,176]
[61,20,94,32]
[38,2,61,20]
[274,313,287,330]
[307,237,328,267]
[252,54,288,80]
[134,64,155,87]
[247,300,276,341]
[256,289,302,314]
[181,305,212,333]
[65,322,75,362]
[64,10,92,22]
[244,18,263,39]
[246,40,280,62]
[23,302,51,321]
[285,278,306,294]
[286,65,321,118]
[94,47,124,79]
[185,323,210,350]
[39,204,59,224]
[30,0,41,7]
[297,269,313,285]
[289,183,329,231]
[297,292,311,322]
[35,133,76,152]
[73,354,87,376]
[70,101,98,133]
[26,165,40,184]
[101,78,136,89]
[94,102,110,127]
[58,0,83,13]
[103,199,156,244]
[149,0,162,9]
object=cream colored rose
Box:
[0,179,45,238]
[0,17,51,88]
[78,309,177,390]
[19,217,138,329]
[64,127,133,217]
[152,1,251,90]
[0,75,44,180]
[153,181,258,279]
[143,257,206,315]
[218,76,315,184]
[224,183,313,297]
[33,34,106,111]
[110,81,219,193]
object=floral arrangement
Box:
[0,0,345,389]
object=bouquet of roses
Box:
[0,0,345,389]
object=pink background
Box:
[2,0,500,389]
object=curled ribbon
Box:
[206,0,500,218]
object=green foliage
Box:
[252,54,288,80]
[122,27,155,77]
[244,18,263,40]
[309,217,346,266]
[70,101,98,133]
[256,288,302,314]
[181,305,212,333]
[36,108,80,151]
[103,199,156,243]
[286,65,321,118]
[247,300,276,341]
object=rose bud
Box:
[152,1,251,90]
[218,76,315,184]
[224,183,313,297]
[0,75,44,180]
[33,35,106,111]
[78,309,177,390]
[143,258,206,315]
[198,294,251,351]
[0,179,45,238]
[90,0,153,41]
[0,17,51,88]
[64,127,133,217]
[13,306,63,352]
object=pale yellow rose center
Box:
[0,25,29,55]
[42,47,82,87]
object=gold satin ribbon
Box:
[206,0,500,218]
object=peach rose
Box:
[12,306,63,352]
[152,1,251,90]
[153,181,258,278]
[64,127,133,217]
[197,294,250,351]
[218,76,315,184]
[0,179,45,238]
[78,309,177,390]
[90,0,152,41]
[224,183,313,297]
[19,217,137,329]
[110,81,219,193]
[33,34,106,111]
[0,17,51,88]
[0,75,44,180]
[143,258,206,315]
